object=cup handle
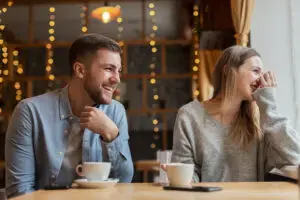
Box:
[75,164,84,177]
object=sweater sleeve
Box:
[171,107,201,182]
[253,87,300,172]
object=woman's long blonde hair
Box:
[212,45,263,147]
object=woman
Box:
[171,45,300,182]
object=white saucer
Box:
[74,178,119,189]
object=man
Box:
[5,34,133,198]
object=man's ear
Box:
[73,62,85,79]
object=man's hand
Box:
[80,106,119,142]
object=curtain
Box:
[230,0,255,46]
[198,50,222,101]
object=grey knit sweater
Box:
[171,87,300,182]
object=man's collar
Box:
[58,85,73,120]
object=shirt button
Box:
[61,115,64,118]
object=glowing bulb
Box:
[14,82,21,89]
[152,47,157,53]
[2,47,7,52]
[154,127,159,132]
[46,43,52,49]
[13,51,19,56]
[193,11,199,16]
[150,143,156,149]
[118,41,124,46]
[17,68,24,74]
[49,74,55,80]
[49,29,55,34]
[46,66,52,72]
[149,10,155,16]
[0,77,3,83]
[152,25,158,31]
[13,60,19,66]
[194,51,198,55]
[153,95,159,100]
[49,21,55,26]
[2,8,7,13]
[8,1,13,6]
[16,95,22,101]
[81,26,87,33]
[195,59,200,64]
[150,78,156,84]
[193,66,198,72]
[102,12,111,23]
[150,40,156,46]
[149,3,155,8]
[2,53,8,58]
[16,90,22,96]
[0,39,3,45]
[2,58,8,64]
[153,119,158,125]
[49,36,55,42]
[48,59,54,64]
[150,64,155,69]
[3,70,8,75]
[117,17,123,23]
[194,90,200,96]
[49,7,55,13]
[0,25,5,30]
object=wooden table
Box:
[11,182,299,200]
[135,160,160,182]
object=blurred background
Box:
[0,0,298,185]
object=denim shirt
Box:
[5,86,134,198]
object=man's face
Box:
[83,49,121,104]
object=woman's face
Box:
[235,56,263,101]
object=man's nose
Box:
[110,72,120,84]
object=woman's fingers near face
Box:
[272,71,278,86]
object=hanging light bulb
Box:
[102,11,111,23]
[91,0,121,24]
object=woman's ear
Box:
[73,62,85,79]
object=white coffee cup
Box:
[165,163,194,187]
[76,162,111,181]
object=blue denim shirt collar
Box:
[59,85,73,120]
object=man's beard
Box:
[83,81,110,105]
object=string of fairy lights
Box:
[114,5,123,102]
[148,1,160,150]
[13,50,23,102]
[81,3,88,33]
[45,6,56,90]
[0,1,14,113]
[192,3,200,99]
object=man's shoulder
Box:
[17,89,61,109]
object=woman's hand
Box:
[258,71,278,88]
